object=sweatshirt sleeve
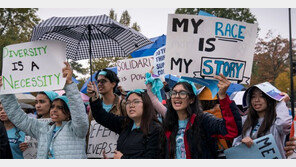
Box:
[274,101,292,136]
[65,82,89,138]
[90,97,125,134]
[0,94,45,139]
[202,95,242,140]
[146,84,167,118]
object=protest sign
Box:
[164,14,258,84]
[153,46,166,77]
[22,118,51,159]
[87,120,119,158]
[224,134,282,159]
[23,136,38,159]
[0,40,67,94]
[117,56,153,91]
[242,82,284,108]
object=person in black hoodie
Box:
[89,87,164,159]
[0,121,13,159]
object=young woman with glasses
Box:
[146,73,242,159]
[89,88,164,159]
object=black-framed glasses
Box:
[169,90,189,99]
[125,100,143,107]
[97,79,108,85]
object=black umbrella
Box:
[30,15,152,79]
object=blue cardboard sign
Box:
[225,134,282,159]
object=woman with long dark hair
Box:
[89,86,164,159]
[232,86,292,158]
[147,73,242,158]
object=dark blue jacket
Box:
[90,98,164,159]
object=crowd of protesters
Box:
[0,61,295,159]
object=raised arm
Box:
[0,93,44,139]
[203,74,242,139]
[63,62,89,138]
[146,84,167,118]
[89,97,125,134]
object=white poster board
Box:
[23,136,38,159]
[1,40,67,94]
[117,56,153,91]
[87,120,119,158]
[153,46,166,77]
[164,14,258,84]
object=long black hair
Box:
[242,87,277,138]
[163,82,206,158]
[124,91,161,136]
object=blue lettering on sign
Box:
[215,22,246,40]
[202,59,244,79]
[203,60,213,75]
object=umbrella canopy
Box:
[31,15,152,61]
[55,90,89,103]
[131,34,166,58]
[15,93,36,104]
[19,103,35,109]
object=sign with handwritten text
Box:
[0,40,67,94]
[153,46,166,77]
[164,14,258,84]
[117,56,153,90]
[224,134,282,159]
[87,120,119,158]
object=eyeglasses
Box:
[125,100,143,107]
[169,90,189,99]
[97,79,108,85]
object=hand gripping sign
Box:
[164,14,258,84]
[0,40,67,94]
[224,134,282,159]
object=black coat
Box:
[90,98,163,159]
[0,121,13,159]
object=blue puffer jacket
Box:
[0,83,89,159]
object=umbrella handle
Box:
[88,25,93,82]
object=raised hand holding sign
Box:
[0,40,67,94]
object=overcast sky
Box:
[34,7,296,78]
[36,8,296,39]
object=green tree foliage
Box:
[250,31,295,86]
[275,70,296,94]
[0,8,40,73]
[69,60,88,78]
[90,57,126,72]
[119,10,131,27]
[109,8,117,21]
[131,22,141,32]
[175,8,257,24]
